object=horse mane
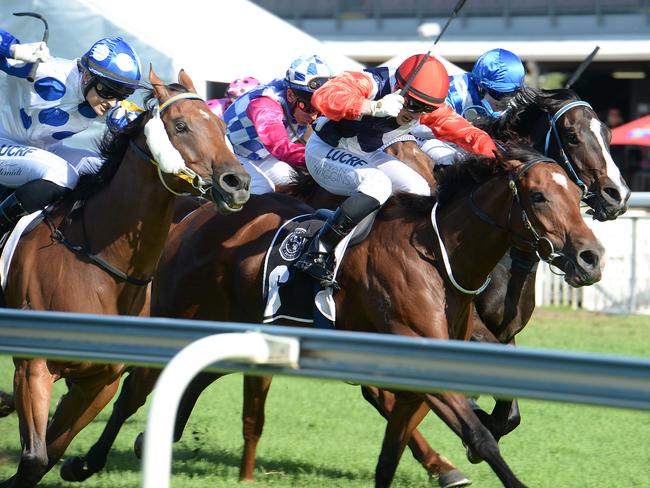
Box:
[475,87,582,142]
[278,165,319,199]
[67,83,193,201]
[391,143,549,217]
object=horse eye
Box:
[531,192,547,204]
[174,121,188,133]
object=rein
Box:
[432,158,564,295]
[543,100,593,198]
[49,92,209,286]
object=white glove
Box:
[369,93,404,118]
[11,42,50,63]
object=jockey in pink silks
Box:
[206,76,260,118]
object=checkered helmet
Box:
[285,54,333,93]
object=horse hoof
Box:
[134,432,144,459]
[60,456,95,482]
[0,392,14,418]
[437,469,472,488]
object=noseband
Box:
[543,100,594,199]
[465,158,565,263]
[130,92,213,196]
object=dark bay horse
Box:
[0,68,250,488]
[84,147,602,487]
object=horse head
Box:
[148,67,250,213]
[500,149,605,287]
[494,88,630,222]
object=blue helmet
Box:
[471,48,525,93]
[80,37,141,95]
[285,54,333,93]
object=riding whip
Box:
[399,0,468,96]
[12,12,49,83]
[564,46,600,89]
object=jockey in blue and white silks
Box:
[417,48,526,166]
[0,30,141,232]
[224,54,333,194]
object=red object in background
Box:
[610,115,650,146]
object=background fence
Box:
[536,193,650,314]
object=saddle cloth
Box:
[0,211,44,290]
[261,212,354,327]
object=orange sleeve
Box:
[420,105,497,158]
[311,71,373,121]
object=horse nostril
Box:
[603,186,622,204]
[221,173,242,190]
[578,249,599,270]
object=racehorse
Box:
[0,67,250,488]
[58,87,626,487]
[73,146,603,487]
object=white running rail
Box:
[141,332,300,488]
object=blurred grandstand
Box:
[251,0,650,190]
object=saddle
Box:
[261,209,377,328]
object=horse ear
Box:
[149,64,169,100]
[178,69,197,94]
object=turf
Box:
[0,307,649,487]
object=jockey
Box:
[223,54,333,194]
[448,48,525,120]
[206,76,260,118]
[0,32,141,233]
[293,54,497,286]
[416,48,525,166]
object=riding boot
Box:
[0,193,28,235]
[294,192,381,286]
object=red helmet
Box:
[395,54,449,106]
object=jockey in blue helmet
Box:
[0,31,142,233]
[446,48,525,120]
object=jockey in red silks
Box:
[294,54,497,286]
[223,55,333,194]
[206,76,260,119]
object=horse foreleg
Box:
[60,367,160,482]
[240,375,272,481]
[375,391,429,488]
[3,359,54,488]
[45,367,124,475]
[360,385,468,486]
[424,392,526,488]
[489,398,521,441]
[0,390,15,417]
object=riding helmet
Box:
[471,48,525,93]
[395,54,450,106]
[80,37,142,95]
[285,54,333,93]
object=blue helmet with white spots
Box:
[285,54,333,93]
[471,48,525,93]
[80,37,141,96]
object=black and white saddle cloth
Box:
[261,211,354,327]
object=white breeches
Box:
[0,137,102,189]
[305,133,431,205]
[237,155,298,194]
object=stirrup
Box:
[294,252,339,288]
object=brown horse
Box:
[84,147,602,487]
[0,67,250,488]
[59,89,625,487]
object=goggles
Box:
[483,87,515,101]
[296,99,318,114]
[403,96,437,114]
[306,76,332,91]
[94,79,134,101]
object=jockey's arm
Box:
[106,100,145,133]
[420,105,497,158]
[311,71,375,121]
[247,97,306,166]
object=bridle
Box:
[543,100,595,200]
[130,92,214,196]
[51,92,214,285]
[431,158,566,295]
